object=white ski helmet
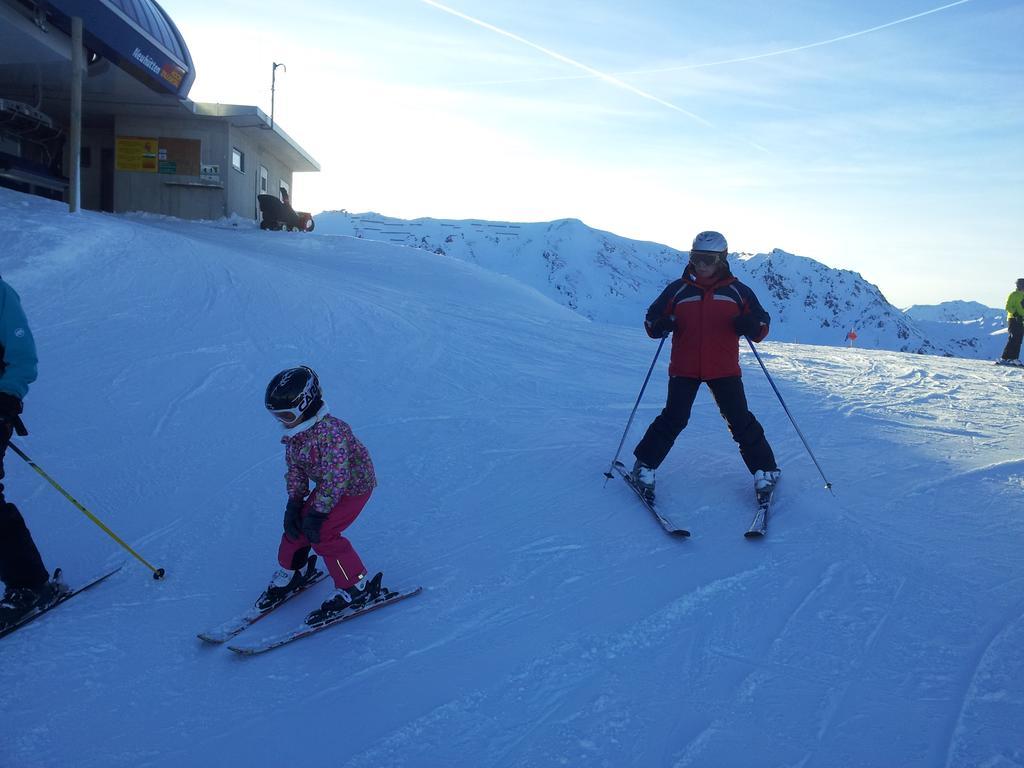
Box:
[690,230,728,255]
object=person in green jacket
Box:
[0,277,59,628]
[999,278,1024,366]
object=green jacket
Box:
[1007,290,1024,321]
[0,279,38,399]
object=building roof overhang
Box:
[190,102,320,173]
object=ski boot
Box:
[0,576,66,629]
[630,460,657,501]
[306,572,384,626]
[753,469,782,495]
[255,554,320,611]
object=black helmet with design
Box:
[265,366,323,427]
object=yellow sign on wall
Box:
[116,136,201,175]
[115,136,159,172]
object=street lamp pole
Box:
[270,61,286,129]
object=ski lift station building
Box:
[0,0,319,220]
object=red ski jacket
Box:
[644,266,770,380]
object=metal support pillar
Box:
[69,16,83,212]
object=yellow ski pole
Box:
[9,442,166,580]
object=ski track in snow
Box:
[942,598,1024,768]
[1,192,1022,768]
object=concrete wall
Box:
[112,114,229,220]
[106,115,299,222]
[225,125,294,223]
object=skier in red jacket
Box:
[631,231,780,496]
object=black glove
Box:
[301,511,330,544]
[0,392,22,422]
[283,498,304,541]
[733,314,762,338]
[648,315,676,338]
[0,393,26,437]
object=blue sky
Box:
[172,0,1023,307]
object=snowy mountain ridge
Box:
[315,211,1004,359]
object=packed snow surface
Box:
[1,190,1022,767]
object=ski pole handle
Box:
[8,442,166,579]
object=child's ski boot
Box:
[306,572,384,626]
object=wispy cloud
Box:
[463,0,975,86]
[417,0,714,127]
[630,0,974,75]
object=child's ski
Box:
[0,563,123,640]
[612,460,690,537]
[197,568,326,644]
[227,585,422,656]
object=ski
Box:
[227,585,423,656]
[0,563,124,640]
[745,486,776,538]
[611,461,690,537]
[197,563,327,644]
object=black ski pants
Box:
[1001,317,1023,361]
[633,375,778,474]
[0,427,48,590]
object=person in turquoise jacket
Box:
[999,278,1024,365]
[0,276,58,628]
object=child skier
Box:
[260,366,382,625]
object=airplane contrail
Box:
[630,0,975,76]
[459,0,974,87]
[417,0,715,128]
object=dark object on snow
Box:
[0,564,122,640]
[257,194,315,232]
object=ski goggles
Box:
[269,408,301,426]
[690,250,723,266]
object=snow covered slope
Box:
[2,188,1022,768]
[314,211,995,358]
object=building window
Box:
[232,148,245,173]
[279,179,289,200]
[259,165,268,193]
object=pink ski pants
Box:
[277,490,371,588]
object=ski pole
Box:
[8,442,166,579]
[604,335,667,481]
[744,338,833,492]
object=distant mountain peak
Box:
[315,211,1002,360]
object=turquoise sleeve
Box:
[0,282,39,399]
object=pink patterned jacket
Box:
[282,412,377,515]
